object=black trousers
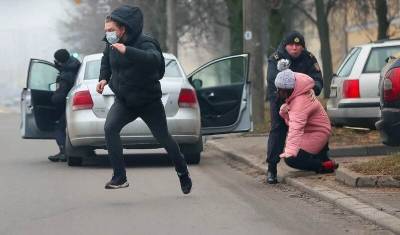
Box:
[54,113,66,151]
[266,98,288,166]
[104,98,188,178]
[284,144,330,172]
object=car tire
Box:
[180,137,203,165]
[65,131,94,167]
[184,152,201,164]
[67,156,82,167]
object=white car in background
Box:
[20,53,252,166]
[327,39,400,128]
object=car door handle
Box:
[207,92,215,98]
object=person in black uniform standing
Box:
[266,31,323,184]
[48,49,81,162]
[96,5,192,194]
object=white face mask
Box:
[106,31,119,44]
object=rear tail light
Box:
[178,88,198,108]
[342,79,360,98]
[383,67,400,102]
[72,90,94,111]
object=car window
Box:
[191,56,246,89]
[364,46,400,73]
[28,62,58,91]
[337,47,361,77]
[84,58,182,80]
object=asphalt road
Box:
[0,113,392,235]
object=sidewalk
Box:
[206,134,400,234]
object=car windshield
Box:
[364,46,400,73]
[336,47,361,77]
[84,58,182,80]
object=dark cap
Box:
[283,31,305,48]
[54,49,70,63]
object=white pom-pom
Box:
[277,59,290,71]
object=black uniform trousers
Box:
[104,98,188,178]
[55,113,66,150]
[266,97,288,166]
[284,144,330,172]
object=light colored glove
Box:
[279,153,294,158]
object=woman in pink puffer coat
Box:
[274,60,338,173]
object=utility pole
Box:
[167,0,178,56]
[243,0,265,132]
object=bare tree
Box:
[351,0,400,40]
[59,0,167,54]
[244,0,267,131]
[291,0,337,98]
[167,0,178,56]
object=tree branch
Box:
[291,1,317,25]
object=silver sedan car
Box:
[20,53,252,166]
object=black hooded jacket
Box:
[266,42,323,101]
[51,56,81,106]
[99,5,164,108]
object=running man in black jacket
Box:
[96,5,192,194]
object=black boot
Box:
[48,145,66,162]
[266,164,278,184]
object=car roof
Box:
[356,39,400,49]
[83,52,177,62]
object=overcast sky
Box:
[0,0,74,107]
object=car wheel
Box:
[180,137,203,165]
[67,156,82,166]
[65,131,94,167]
[184,152,201,164]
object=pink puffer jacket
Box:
[279,72,331,157]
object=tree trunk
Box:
[375,0,389,40]
[315,0,333,98]
[267,8,285,55]
[167,0,178,56]
[226,0,243,54]
[243,0,266,132]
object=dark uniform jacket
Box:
[99,5,164,108]
[51,56,81,107]
[266,43,323,101]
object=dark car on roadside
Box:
[375,56,400,146]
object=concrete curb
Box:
[285,178,400,234]
[330,145,400,157]
[336,167,400,188]
[207,141,400,234]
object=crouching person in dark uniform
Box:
[96,5,192,193]
[274,60,338,174]
[48,49,81,162]
[266,31,323,184]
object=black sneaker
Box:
[105,176,129,189]
[48,152,66,162]
[178,172,192,194]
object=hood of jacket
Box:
[110,5,143,43]
[286,72,315,103]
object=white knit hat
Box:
[275,69,295,89]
